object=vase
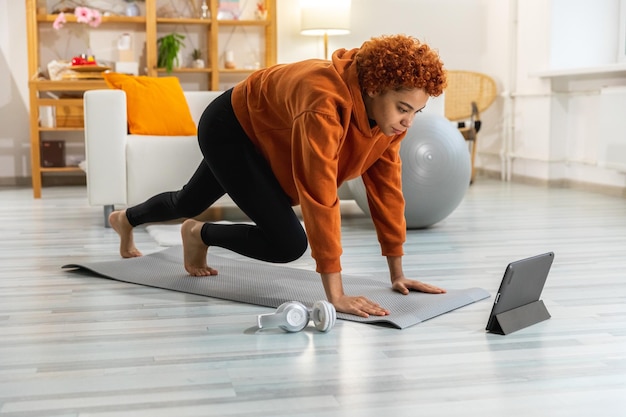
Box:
[224,50,236,69]
[125,2,140,17]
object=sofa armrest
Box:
[84,89,129,206]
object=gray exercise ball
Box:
[347,112,471,229]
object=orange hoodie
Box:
[231,48,406,273]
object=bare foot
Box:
[181,219,218,277]
[109,210,142,258]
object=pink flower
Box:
[53,7,102,30]
[53,12,66,30]
[74,7,93,24]
[87,9,102,27]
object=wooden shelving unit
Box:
[26,79,107,197]
[25,0,277,198]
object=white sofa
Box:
[83,89,223,226]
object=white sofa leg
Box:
[103,205,114,228]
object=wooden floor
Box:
[1,179,625,416]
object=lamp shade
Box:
[300,0,351,36]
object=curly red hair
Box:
[355,34,446,97]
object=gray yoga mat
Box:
[63,246,490,329]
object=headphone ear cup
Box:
[257,301,309,332]
[311,300,336,332]
[282,301,309,332]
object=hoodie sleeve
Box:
[361,136,406,257]
[291,111,345,273]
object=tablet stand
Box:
[488,300,551,335]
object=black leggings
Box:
[126,89,308,263]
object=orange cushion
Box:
[103,73,197,136]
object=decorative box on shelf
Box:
[41,140,65,167]
[55,100,84,128]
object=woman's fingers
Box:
[336,295,389,318]
[393,279,447,294]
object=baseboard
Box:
[0,175,86,187]
[479,169,626,198]
[0,177,29,187]
[557,179,626,198]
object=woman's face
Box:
[364,88,429,136]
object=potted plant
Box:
[191,48,204,68]
[157,32,185,73]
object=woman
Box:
[109,34,448,318]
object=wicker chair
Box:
[444,70,497,183]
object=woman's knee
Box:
[274,230,308,263]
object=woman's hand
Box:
[321,272,389,317]
[387,256,446,295]
[332,294,390,318]
[391,277,447,295]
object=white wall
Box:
[0,0,30,182]
[277,0,500,70]
[550,0,620,69]
[510,0,626,189]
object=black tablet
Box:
[486,252,555,334]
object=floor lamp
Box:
[300,0,351,60]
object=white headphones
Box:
[257,300,337,333]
